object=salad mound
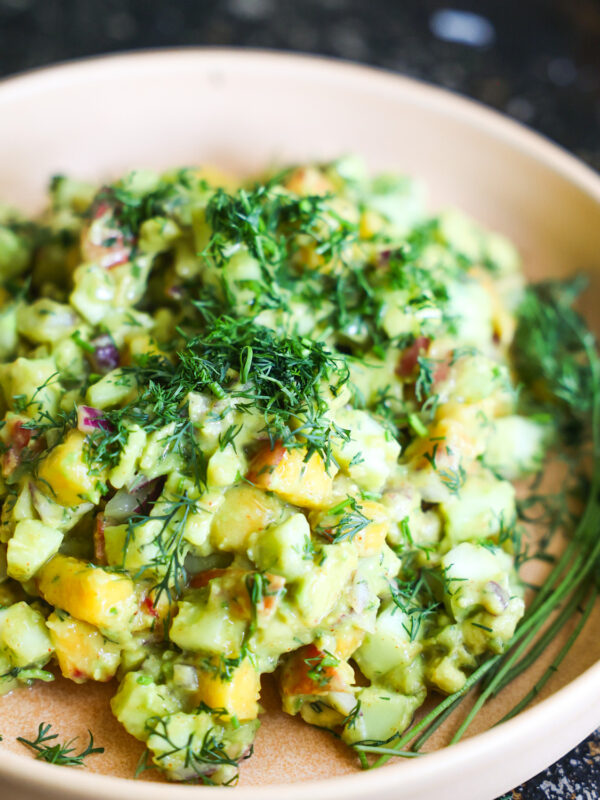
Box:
[0,159,562,784]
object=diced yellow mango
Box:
[405,418,480,470]
[192,165,239,192]
[37,555,136,631]
[126,333,162,361]
[334,626,366,659]
[359,209,385,239]
[131,584,176,633]
[195,658,260,721]
[248,443,334,509]
[37,430,105,507]
[46,611,121,683]
[352,500,390,557]
[210,484,282,551]
[284,166,333,197]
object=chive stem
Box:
[498,588,597,724]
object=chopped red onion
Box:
[90,334,120,373]
[104,478,163,524]
[77,405,111,434]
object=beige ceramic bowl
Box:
[0,49,599,800]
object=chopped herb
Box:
[17,723,104,767]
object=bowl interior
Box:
[0,49,599,799]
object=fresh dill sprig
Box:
[17,723,104,767]
[389,567,442,642]
[203,181,357,276]
[303,650,340,687]
[513,277,593,438]
[124,492,197,604]
[87,315,350,478]
[315,497,370,544]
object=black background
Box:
[0,1,599,797]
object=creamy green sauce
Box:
[0,159,551,783]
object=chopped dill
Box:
[17,723,104,767]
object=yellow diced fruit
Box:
[195,658,260,721]
[37,555,136,631]
[37,430,105,507]
[192,165,239,192]
[284,166,333,197]
[131,585,175,632]
[210,484,282,551]
[405,418,480,470]
[352,501,390,557]
[248,443,334,509]
[335,627,366,659]
[46,611,121,683]
[359,210,385,239]
[126,333,162,361]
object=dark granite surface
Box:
[0,1,598,797]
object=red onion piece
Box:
[104,478,163,524]
[77,405,112,434]
[90,334,120,373]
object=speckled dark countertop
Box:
[0,1,599,797]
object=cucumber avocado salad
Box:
[0,159,592,785]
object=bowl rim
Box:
[0,46,599,800]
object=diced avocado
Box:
[111,671,181,740]
[85,368,136,409]
[70,264,116,324]
[207,444,244,488]
[0,302,18,362]
[170,597,246,656]
[146,710,259,783]
[0,601,53,668]
[440,473,515,546]
[247,513,312,581]
[439,352,512,406]
[16,299,78,344]
[0,357,60,417]
[354,601,420,679]
[484,415,550,479]
[293,543,358,626]
[332,408,400,492]
[364,173,425,232]
[0,222,33,280]
[0,651,18,695]
[354,544,401,598]
[138,216,182,254]
[445,278,493,348]
[7,519,63,581]
[210,483,283,552]
[437,208,485,263]
[104,518,161,574]
[108,425,147,489]
[441,542,520,622]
